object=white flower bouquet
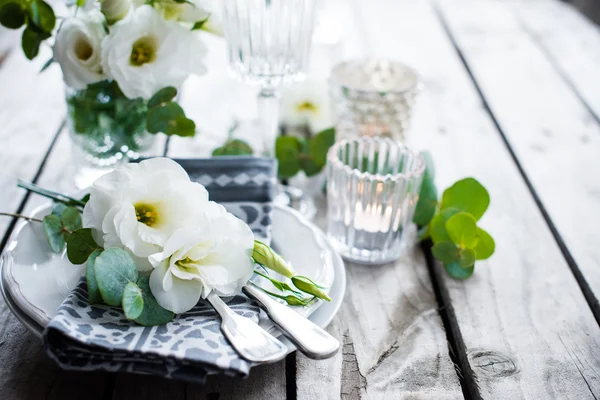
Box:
[10,158,330,325]
[0,0,218,162]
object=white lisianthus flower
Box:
[82,158,214,271]
[53,10,107,90]
[281,80,333,133]
[101,5,207,99]
[99,0,131,24]
[148,204,255,314]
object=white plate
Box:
[0,203,346,353]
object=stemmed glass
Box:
[221,0,320,156]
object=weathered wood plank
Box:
[358,0,600,397]
[507,0,600,118]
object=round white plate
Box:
[0,203,345,353]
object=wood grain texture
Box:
[365,0,600,397]
[295,196,462,400]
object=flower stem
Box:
[0,212,43,223]
[18,180,85,208]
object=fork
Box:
[206,292,288,363]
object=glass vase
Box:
[66,81,156,185]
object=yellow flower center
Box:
[130,36,157,66]
[296,101,318,113]
[134,203,159,226]
[75,38,93,61]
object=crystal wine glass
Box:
[221,0,320,156]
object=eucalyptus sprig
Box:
[413,152,496,279]
[0,0,56,59]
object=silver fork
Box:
[206,292,288,363]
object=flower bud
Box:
[99,0,130,24]
[252,240,295,278]
[291,276,331,302]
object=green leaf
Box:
[43,214,65,253]
[80,193,90,204]
[420,150,435,181]
[413,176,438,227]
[275,136,303,179]
[0,2,26,29]
[21,26,50,60]
[254,270,302,296]
[86,249,103,304]
[122,282,144,320]
[66,228,100,264]
[212,139,253,156]
[474,227,495,260]
[61,206,82,232]
[440,177,490,221]
[458,248,476,268]
[28,0,55,33]
[51,203,67,217]
[94,248,138,306]
[446,212,478,249]
[146,102,195,137]
[291,275,330,302]
[444,262,474,280]
[39,57,53,73]
[308,127,335,168]
[432,241,459,264]
[430,207,459,244]
[191,17,208,30]
[147,87,177,108]
[259,287,314,306]
[133,276,174,326]
[252,240,295,278]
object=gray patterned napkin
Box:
[44,157,278,383]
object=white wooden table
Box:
[1,0,600,398]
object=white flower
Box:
[82,158,214,271]
[281,80,333,133]
[101,5,207,99]
[53,10,107,90]
[148,203,255,313]
[99,0,131,24]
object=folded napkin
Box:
[44,157,278,383]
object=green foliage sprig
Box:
[414,152,496,279]
[0,0,56,59]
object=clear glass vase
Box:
[66,81,156,184]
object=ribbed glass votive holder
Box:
[328,60,420,142]
[326,137,425,264]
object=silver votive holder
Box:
[326,137,425,265]
[328,60,420,142]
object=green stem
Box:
[253,270,303,296]
[0,212,43,223]
[18,180,86,208]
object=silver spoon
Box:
[206,292,288,363]
[243,284,340,360]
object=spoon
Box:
[243,283,340,360]
[206,292,288,363]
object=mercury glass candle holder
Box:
[328,60,420,142]
[326,137,425,264]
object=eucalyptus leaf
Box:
[0,2,26,29]
[146,102,195,136]
[212,139,253,156]
[430,207,459,244]
[308,127,335,168]
[474,227,495,260]
[66,228,100,264]
[291,275,330,302]
[122,282,144,320]
[94,248,138,306]
[22,26,50,60]
[86,249,103,304]
[61,206,82,232]
[440,177,490,221]
[275,136,303,179]
[28,0,55,33]
[148,87,177,108]
[458,248,476,268]
[446,212,478,249]
[51,203,67,217]
[133,276,174,326]
[444,262,474,280]
[413,176,437,227]
[43,214,65,253]
[432,241,459,264]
